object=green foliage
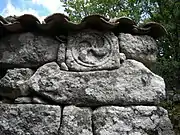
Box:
[60,0,144,22]
[153,58,180,92]
[150,1,180,95]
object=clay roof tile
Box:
[0,13,167,39]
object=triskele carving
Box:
[71,32,111,67]
[66,30,120,71]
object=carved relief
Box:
[66,30,120,71]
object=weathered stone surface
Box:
[93,106,174,135]
[119,53,126,63]
[0,104,61,135]
[15,96,49,105]
[14,97,32,104]
[32,97,48,104]
[59,105,93,135]
[0,32,60,68]
[119,33,157,68]
[0,68,34,99]
[57,43,67,70]
[65,30,120,71]
[29,59,165,106]
[60,62,69,71]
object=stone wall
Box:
[0,30,175,135]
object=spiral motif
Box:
[69,31,113,67]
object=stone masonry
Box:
[0,14,174,135]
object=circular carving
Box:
[70,31,113,67]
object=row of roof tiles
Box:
[0,13,166,39]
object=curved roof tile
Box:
[0,13,167,39]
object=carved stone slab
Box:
[65,30,120,71]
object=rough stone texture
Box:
[119,33,157,68]
[32,97,48,104]
[0,30,175,134]
[14,97,32,104]
[93,106,175,135]
[14,96,48,104]
[0,104,61,135]
[0,32,60,68]
[119,53,126,63]
[0,68,34,99]
[59,105,93,135]
[29,59,165,106]
[57,43,68,70]
[65,30,120,71]
[60,62,69,71]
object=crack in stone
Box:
[58,105,64,134]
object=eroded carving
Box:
[66,30,120,71]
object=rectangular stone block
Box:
[93,106,174,135]
[59,105,93,135]
[0,104,61,135]
[29,60,165,106]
